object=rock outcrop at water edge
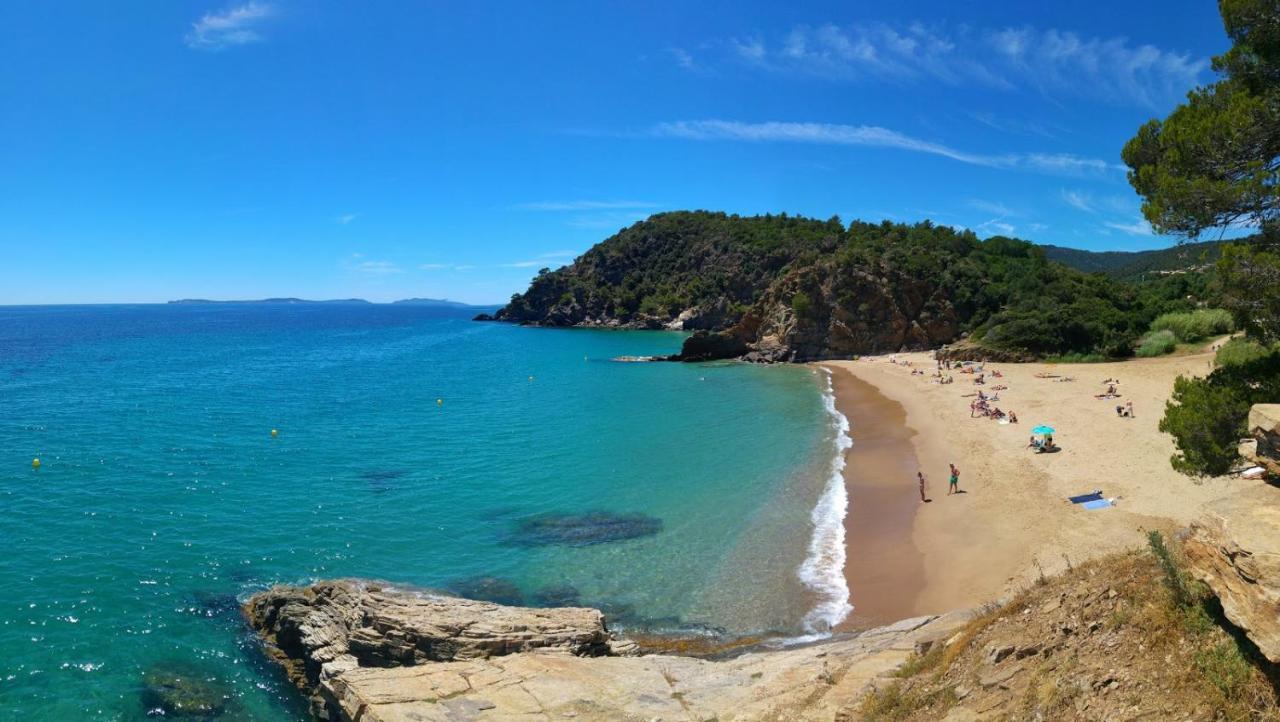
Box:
[245,578,973,721]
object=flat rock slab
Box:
[246,580,973,721]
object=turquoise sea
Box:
[0,304,848,720]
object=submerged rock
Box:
[506,511,663,547]
[188,590,241,619]
[445,576,524,606]
[141,661,231,719]
[530,584,581,607]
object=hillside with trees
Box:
[1042,239,1224,279]
[492,211,1213,362]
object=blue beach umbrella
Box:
[1031,425,1055,435]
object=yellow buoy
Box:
[271,429,279,438]
[32,458,40,469]
[437,398,443,405]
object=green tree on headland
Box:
[1122,0,1280,474]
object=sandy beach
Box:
[824,345,1239,629]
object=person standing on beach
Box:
[918,471,928,503]
[948,463,960,495]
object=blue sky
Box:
[0,1,1233,304]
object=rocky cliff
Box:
[244,579,972,721]
[1185,482,1280,664]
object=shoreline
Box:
[822,366,927,630]
[822,349,1241,621]
[795,368,854,635]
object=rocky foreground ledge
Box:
[245,580,972,721]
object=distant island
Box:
[168,297,493,308]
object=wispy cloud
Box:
[1104,219,1154,236]
[984,221,1017,235]
[566,211,651,229]
[336,213,360,224]
[512,200,659,212]
[1061,189,1095,212]
[185,2,275,50]
[651,120,1120,177]
[969,111,1062,140]
[343,256,403,275]
[418,263,451,270]
[500,251,580,268]
[968,199,1017,217]
[666,47,703,72]
[697,22,1207,108]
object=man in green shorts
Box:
[948,463,960,495]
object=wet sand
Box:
[826,368,926,629]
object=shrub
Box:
[1160,352,1280,475]
[791,292,814,319]
[1215,337,1271,368]
[1136,329,1178,357]
[1044,352,1107,363]
[1150,309,1234,342]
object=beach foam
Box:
[796,368,854,636]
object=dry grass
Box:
[860,539,1280,721]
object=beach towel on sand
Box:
[1068,491,1103,504]
[1081,499,1113,510]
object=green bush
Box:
[1136,329,1178,357]
[791,291,814,319]
[1150,309,1234,342]
[1044,352,1107,363]
[1160,352,1280,475]
[1215,338,1271,367]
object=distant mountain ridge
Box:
[168,297,492,307]
[1042,240,1224,279]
